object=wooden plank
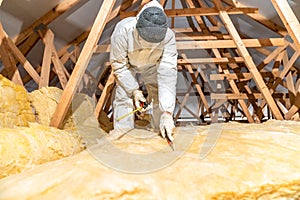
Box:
[257,43,289,71]
[178,57,244,64]
[270,0,300,51]
[171,0,175,28]
[50,0,116,128]
[285,93,300,119]
[213,49,254,122]
[279,51,300,79]
[37,28,69,89]
[246,13,287,36]
[210,72,273,81]
[221,0,238,7]
[267,50,300,93]
[2,25,40,84]
[94,71,115,119]
[175,33,231,40]
[38,29,53,89]
[17,33,40,57]
[218,10,283,120]
[234,1,287,36]
[286,72,295,107]
[196,0,221,27]
[51,47,69,89]
[120,7,258,18]
[57,0,133,58]
[211,93,283,100]
[181,54,211,116]
[174,83,193,122]
[176,38,285,49]
[0,40,23,85]
[138,0,151,12]
[95,38,285,53]
[0,23,23,85]
[12,0,82,46]
[160,0,168,7]
[179,0,200,33]
[185,0,209,34]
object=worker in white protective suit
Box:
[110,0,178,141]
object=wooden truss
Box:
[1,0,300,128]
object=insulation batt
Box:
[28,86,96,130]
[0,123,84,178]
[0,75,35,128]
[0,120,300,199]
[0,76,93,178]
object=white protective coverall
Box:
[110,0,178,132]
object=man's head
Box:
[136,6,168,43]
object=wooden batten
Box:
[94,71,115,119]
[120,7,258,19]
[95,38,285,53]
[38,29,53,88]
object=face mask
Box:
[138,35,160,49]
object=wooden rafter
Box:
[270,0,300,51]
[212,0,283,120]
[0,22,40,85]
[212,48,254,122]
[50,0,116,128]
[57,0,135,63]
[12,0,82,46]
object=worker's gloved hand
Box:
[160,112,175,141]
[133,90,147,112]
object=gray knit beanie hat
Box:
[136,6,168,43]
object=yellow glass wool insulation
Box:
[0,75,35,128]
[28,86,97,130]
[0,123,85,179]
[0,120,300,199]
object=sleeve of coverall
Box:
[110,29,139,95]
[157,32,178,114]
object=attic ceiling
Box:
[0,0,298,76]
[1,0,299,48]
[0,0,300,127]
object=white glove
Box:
[133,90,146,111]
[160,112,175,141]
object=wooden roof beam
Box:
[233,1,287,36]
[0,22,40,84]
[120,7,258,18]
[216,9,283,119]
[12,0,83,46]
[185,0,210,33]
[95,38,285,53]
[58,0,135,58]
[50,0,116,128]
[270,0,300,51]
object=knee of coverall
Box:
[113,83,135,130]
[145,83,162,132]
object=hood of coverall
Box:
[136,1,168,43]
